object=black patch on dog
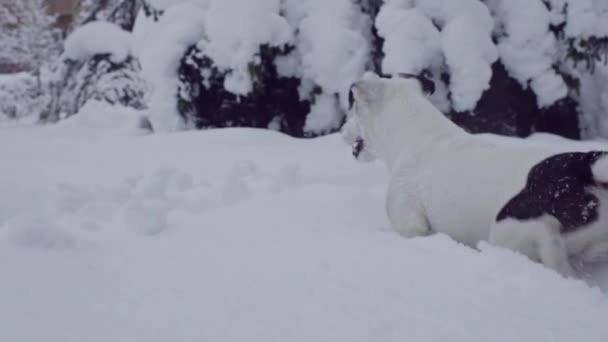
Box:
[497,151,608,233]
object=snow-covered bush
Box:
[371,0,608,139]
[282,0,372,135]
[36,0,602,139]
[41,21,147,123]
[135,0,370,136]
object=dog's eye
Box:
[348,86,355,109]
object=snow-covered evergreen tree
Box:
[5,0,608,140]
[0,0,61,79]
[41,21,147,123]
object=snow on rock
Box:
[63,21,132,63]
[494,0,568,107]
[138,3,206,132]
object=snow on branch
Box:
[64,21,132,63]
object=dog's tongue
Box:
[352,137,364,158]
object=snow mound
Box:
[52,100,151,137]
[3,215,77,250]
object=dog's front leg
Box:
[386,180,431,238]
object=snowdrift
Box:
[1,116,608,341]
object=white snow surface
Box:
[2,108,608,341]
[63,21,132,63]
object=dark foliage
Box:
[177,45,312,137]
[449,62,580,139]
[41,54,146,123]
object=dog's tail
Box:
[591,153,608,185]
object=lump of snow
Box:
[416,0,494,33]
[494,0,567,108]
[304,93,342,135]
[287,0,371,105]
[138,3,207,132]
[376,6,442,75]
[530,70,569,108]
[64,21,132,63]
[4,215,77,250]
[442,16,498,112]
[201,0,293,95]
[566,0,608,38]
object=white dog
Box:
[343,72,608,277]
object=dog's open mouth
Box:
[353,137,365,158]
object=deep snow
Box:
[2,108,608,341]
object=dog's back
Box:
[497,151,608,233]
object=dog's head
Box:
[341,72,435,162]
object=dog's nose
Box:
[353,137,364,158]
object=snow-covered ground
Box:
[2,108,608,341]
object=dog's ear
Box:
[397,73,435,95]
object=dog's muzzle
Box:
[353,137,365,158]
